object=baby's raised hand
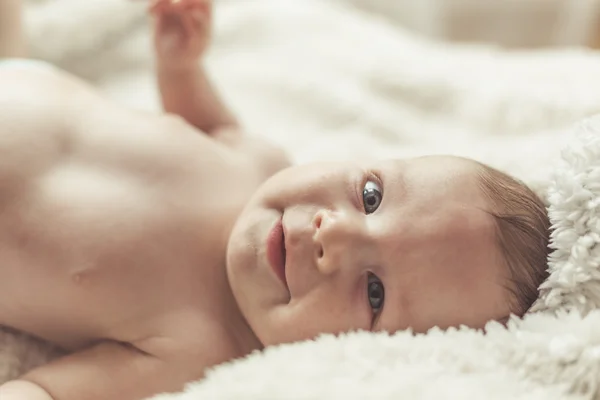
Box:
[150,0,212,69]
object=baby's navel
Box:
[70,262,96,286]
[72,272,83,284]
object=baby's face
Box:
[227,155,510,346]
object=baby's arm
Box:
[151,0,236,135]
[150,0,290,176]
[0,380,53,400]
[0,340,192,400]
[0,0,25,57]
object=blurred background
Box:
[349,0,600,49]
[19,0,600,192]
[16,0,600,181]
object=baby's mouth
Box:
[281,228,287,278]
[267,217,288,290]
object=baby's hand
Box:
[150,0,212,69]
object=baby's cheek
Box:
[258,163,346,209]
[271,294,363,344]
[251,172,291,210]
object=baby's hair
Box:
[476,163,550,317]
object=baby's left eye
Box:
[367,272,385,323]
[362,179,383,214]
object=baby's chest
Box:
[0,160,231,348]
[14,160,216,266]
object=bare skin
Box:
[0,0,288,399]
[0,0,24,57]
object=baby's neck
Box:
[217,273,263,357]
[226,307,263,358]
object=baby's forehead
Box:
[375,156,487,208]
[375,155,481,181]
[398,198,497,250]
[376,197,508,333]
[375,156,500,262]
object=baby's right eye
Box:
[362,179,383,214]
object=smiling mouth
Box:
[266,217,288,289]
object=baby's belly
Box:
[0,160,219,350]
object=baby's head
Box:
[476,162,550,319]
[226,155,550,346]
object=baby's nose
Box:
[312,210,366,275]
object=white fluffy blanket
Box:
[3,0,600,398]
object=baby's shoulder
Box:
[0,67,80,192]
[212,127,292,182]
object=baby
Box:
[0,0,550,399]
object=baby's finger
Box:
[151,0,186,14]
[191,9,210,32]
[188,0,210,12]
[174,0,210,15]
[149,0,168,14]
[177,12,197,39]
[177,0,206,6]
[180,1,211,25]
